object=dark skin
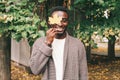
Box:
[45,11,68,45]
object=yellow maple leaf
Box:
[48,14,62,24]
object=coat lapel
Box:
[63,33,69,77]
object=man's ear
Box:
[48,21,50,24]
[47,22,51,28]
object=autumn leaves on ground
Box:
[11,54,120,80]
[88,55,120,80]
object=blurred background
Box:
[0,0,120,80]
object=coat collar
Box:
[63,32,70,76]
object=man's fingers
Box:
[46,28,56,38]
[47,28,53,33]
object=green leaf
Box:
[74,0,84,5]
[40,20,47,27]
[94,0,104,5]
[39,30,45,37]
[38,0,45,3]
[21,32,27,38]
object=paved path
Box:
[91,43,120,57]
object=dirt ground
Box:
[11,54,120,80]
[11,42,120,80]
[88,55,120,80]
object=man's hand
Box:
[45,28,56,46]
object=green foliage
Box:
[0,0,47,46]
[1,0,119,47]
[28,0,46,3]
[69,0,120,47]
[38,0,46,3]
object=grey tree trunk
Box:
[108,36,116,59]
[0,37,11,80]
[86,45,91,62]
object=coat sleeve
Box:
[79,43,88,80]
[29,38,52,75]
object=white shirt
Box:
[52,38,66,80]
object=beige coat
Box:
[29,33,88,80]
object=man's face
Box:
[48,11,68,35]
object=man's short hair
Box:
[49,6,69,18]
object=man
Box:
[29,6,88,80]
